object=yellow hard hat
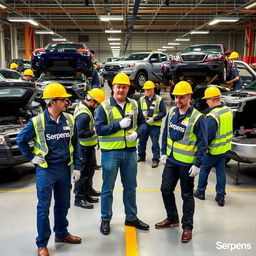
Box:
[172,81,193,95]
[112,73,130,86]
[229,51,239,59]
[202,86,221,99]
[10,63,18,69]
[143,80,155,89]
[42,83,72,99]
[23,69,34,76]
[87,88,106,103]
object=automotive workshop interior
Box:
[0,1,256,256]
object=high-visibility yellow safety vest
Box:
[32,112,75,168]
[74,101,98,147]
[207,106,233,155]
[166,107,203,164]
[139,94,163,126]
[99,98,138,150]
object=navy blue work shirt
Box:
[139,94,166,122]
[161,106,207,167]
[95,96,147,151]
[16,109,81,170]
[230,66,243,90]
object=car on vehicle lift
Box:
[0,78,41,169]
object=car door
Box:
[234,61,256,87]
[149,53,162,81]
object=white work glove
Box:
[146,117,154,125]
[72,170,81,182]
[161,154,167,165]
[119,117,131,129]
[188,165,200,177]
[126,131,138,142]
[31,155,45,165]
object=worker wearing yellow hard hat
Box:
[138,80,166,168]
[195,85,233,207]
[17,81,82,255]
[21,69,35,82]
[95,72,149,235]
[10,62,18,70]
[155,80,207,243]
[73,88,106,209]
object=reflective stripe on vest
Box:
[207,106,233,155]
[139,95,162,126]
[74,101,98,146]
[99,98,138,150]
[166,107,202,164]
[32,112,75,168]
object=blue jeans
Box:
[36,163,71,247]
[161,161,194,230]
[196,153,226,200]
[101,150,137,221]
[138,125,161,162]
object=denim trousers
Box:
[101,150,137,221]
[196,153,226,200]
[36,162,71,247]
[161,161,194,230]
[138,125,161,162]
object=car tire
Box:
[219,66,227,83]
[134,71,147,91]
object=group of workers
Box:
[16,60,233,255]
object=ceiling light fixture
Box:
[190,30,209,34]
[109,42,121,45]
[52,38,67,42]
[175,38,190,41]
[245,2,256,9]
[0,3,7,9]
[105,29,122,33]
[108,38,121,41]
[99,15,123,21]
[111,46,120,49]
[162,46,174,49]
[168,42,180,46]
[7,16,39,26]
[208,17,239,25]
[35,30,55,35]
[157,48,167,52]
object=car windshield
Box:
[39,72,85,81]
[0,88,27,98]
[45,43,85,51]
[123,53,149,60]
[244,80,256,90]
[0,70,22,79]
[182,45,222,53]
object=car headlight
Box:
[0,136,6,145]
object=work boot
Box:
[88,188,101,197]
[215,198,225,207]
[125,218,150,230]
[38,247,49,256]
[194,191,205,200]
[151,161,159,168]
[100,220,110,235]
[55,234,82,244]
[155,218,179,229]
[181,229,192,243]
[137,157,145,162]
[85,194,99,203]
[74,199,93,209]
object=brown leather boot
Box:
[38,247,49,256]
[55,234,82,244]
[181,229,192,243]
[155,218,179,229]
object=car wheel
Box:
[219,66,227,83]
[134,71,147,91]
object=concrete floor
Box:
[1,90,256,256]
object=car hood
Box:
[0,79,38,111]
[105,60,142,65]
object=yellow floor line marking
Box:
[125,226,138,256]
[0,188,256,193]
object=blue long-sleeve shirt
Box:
[230,66,242,90]
[161,106,207,167]
[75,101,96,149]
[139,94,166,122]
[95,96,147,151]
[16,109,81,170]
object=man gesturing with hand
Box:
[95,73,149,235]
[156,81,207,243]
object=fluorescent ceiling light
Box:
[111,46,120,49]
[157,48,167,52]
[209,17,239,25]
[99,15,123,21]
[245,2,256,9]
[0,4,7,9]
[36,30,54,35]
[162,46,174,49]
[7,16,39,26]
[105,30,122,33]
[190,30,209,34]
[175,38,190,41]
[108,38,121,41]
[52,38,67,41]
[109,42,121,45]
[168,42,180,46]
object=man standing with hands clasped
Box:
[17,83,82,256]
[95,73,149,235]
[155,81,207,243]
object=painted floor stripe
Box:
[125,226,138,256]
[1,188,256,193]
